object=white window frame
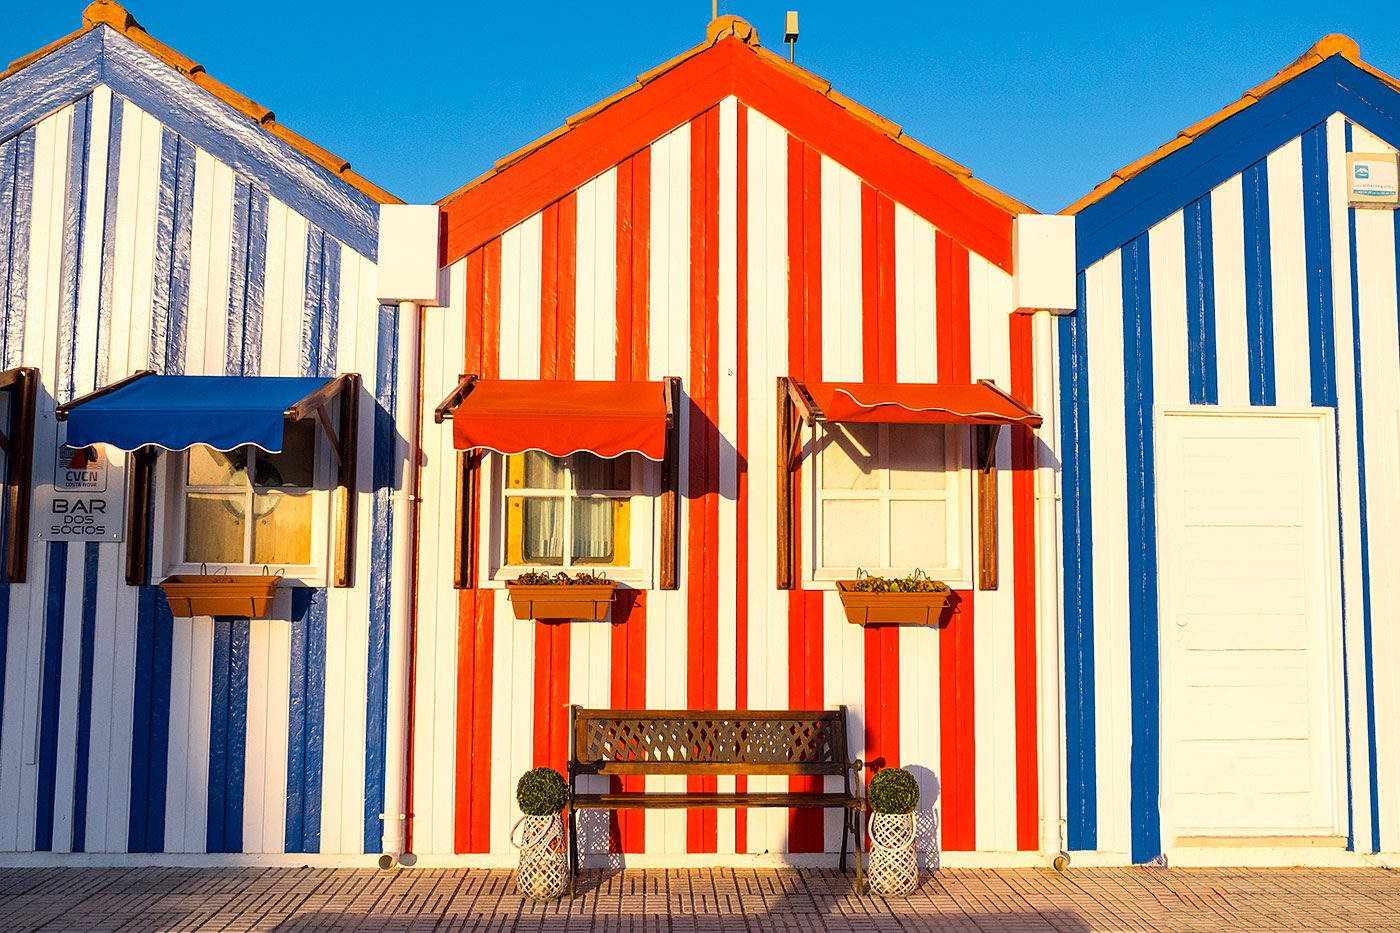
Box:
[483,451,657,588]
[806,422,972,588]
[152,418,333,587]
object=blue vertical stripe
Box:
[1301,121,1354,849]
[1342,124,1382,854]
[1302,124,1337,408]
[363,303,397,852]
[1242,160,1277,405]
[224,180,268,377]
[1121,236,1162,864]
[1183,196,1218,404]
[94,96,123,388]
[34,543,69,851]
[55,95,91,403]
[285,586,327,853]
[69,543,100,852]
[1059,274,1097,851]
[0,128,35,369]
[127,586,174,852]
[149,129,194,374]
[206,617,249,853]
[302,228,340,379]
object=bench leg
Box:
[568,805,579,897]
[856,807,866,895]
[839,808,850,873]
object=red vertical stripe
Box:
[939,593,976,850]
[935,232,971,383]
[532,193,578,777]
[860,184,901,782]
[734,103,750,854]
[785,135,825,853]
[685,107,721,853]
[609,148,652,854]
[1010,312,1039,850]
[455,239,502,854]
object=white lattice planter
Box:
[867,811,918,896]
[511,814,570,900]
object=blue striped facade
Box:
[0,26,398,857]
[1062,53,1400,862]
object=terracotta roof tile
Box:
[1064,33,1381,215]
[1,2,398,205]
[439,15,1031,217]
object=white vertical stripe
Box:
[745,111,789,852]
[1086,253,1132,856]
[645,122,690,854]
[164,619,213,853]
[1327,113,1373,851]
[71,86,112,396]
[1268,137,1312,409]
[185,149,234,376]
[499,214,542,381]
[1149,210,1189,407]
[820,156,862,382]
[1210,174,1249,406]
[573,168,616,380]
[894,206,937,382]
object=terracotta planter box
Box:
[507,583,617,621]
[836,581,951,627]
[161,574,282,619]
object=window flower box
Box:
[506,572,617,621]
[160,573,282,619]
[836,573,951,627]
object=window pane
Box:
[187,446,245,486]
[821,424,879,490]
[515,452,564,489]
[890,499,948,570]
[821,499,880,569]
[257,420,316,488]
[252,491,313,565]
[889,424,946,490]
[521,497,564,563]
[572,498,615,563]
[573,453,631,492]
[185,493,246,564]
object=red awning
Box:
[446,379,672,460]
[798,381,1041,428]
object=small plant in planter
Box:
[511,767,571,900]
[506,571,617,622]
[866,767,921,896]
[837,569,951,626]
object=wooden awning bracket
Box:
[433,373,479,424]
[286,372,363,589]
[976,378,1041,427]
[786,377,823,426]
[54,369,155,421]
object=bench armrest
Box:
[848,758,865,803]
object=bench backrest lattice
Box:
[572,708,851,777]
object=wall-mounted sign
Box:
[1347,152,1399,208]
[35,443,125,541]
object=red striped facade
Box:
[413,38,1043,862]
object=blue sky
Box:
[12,2,1400,211]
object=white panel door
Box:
[1157,409,1345,841]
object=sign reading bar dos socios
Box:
[35,442,125,541]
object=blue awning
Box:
[60,375,335,453]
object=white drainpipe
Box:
[380,298,422,867]
[1033,307,1068,869]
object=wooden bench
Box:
[567,707,865,892]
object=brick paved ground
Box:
[0,866,1397,932]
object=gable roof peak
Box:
[82,0,138,30]
[706,15,759,47]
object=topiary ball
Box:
[516,767,569,816]
[867,767,920,814]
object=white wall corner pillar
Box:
[1012,214,1077,315]
[376,203,442,862]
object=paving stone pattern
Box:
[0,866,1397,931]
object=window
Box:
[813,422,964,580]
[162,419,327,578]
[503,451,635,569]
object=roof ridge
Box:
[1063,33,1385,215]
[437,15,1032,217]
[0,2,400,205]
